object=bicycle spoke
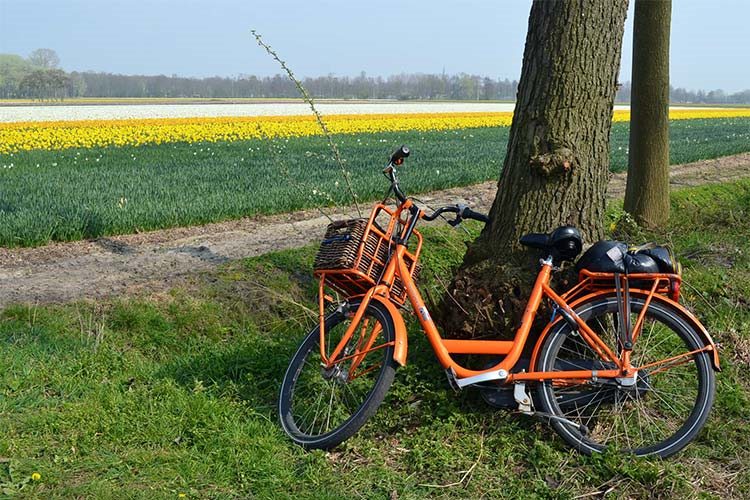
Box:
[640,397,660,446]
[306,384,328,435]
[582,388,610,431]
[323,383,336,435]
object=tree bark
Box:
[437,0,629,339]
[624,0,672,228]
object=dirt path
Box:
[1,153,749,308]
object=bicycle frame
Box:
[317,199,719,387]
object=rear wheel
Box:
[278,299,397,449]
[535,296,715,457]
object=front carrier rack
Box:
[313,204,422,305]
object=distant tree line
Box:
[1,49,749,104]
[614,81,750,105]
[0,50,519,101]
[73,70,520,101]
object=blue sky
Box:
[1,0,748,92]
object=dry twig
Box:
[251,30,362,217]
[418,434,484,489]
[254,123,335,224]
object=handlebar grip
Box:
[389,145,410,165]
[460,207,489,223]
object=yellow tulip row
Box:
[2,108,749,154]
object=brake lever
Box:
[443,203,463,227]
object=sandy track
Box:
[1,153,749,308]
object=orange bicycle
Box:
[278,146,719,457]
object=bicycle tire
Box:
[535,295,715,458]
[278,299,397,449]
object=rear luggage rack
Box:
[568,269,682,302]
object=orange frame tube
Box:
[394,244,624,381]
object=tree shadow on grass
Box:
[0,199,16,214]
[155,332,302,417]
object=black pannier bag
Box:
[622,253,659,274]
[576,241,679,275]
[575,241,628,274]
[634,244,681,274]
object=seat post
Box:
[541,255,554,268]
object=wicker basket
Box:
[313,218,420,302]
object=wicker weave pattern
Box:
[313,219,369,271]
[313,218,420,302]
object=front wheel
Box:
[278,299,397,449]
[535,296,715,458]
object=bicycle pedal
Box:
[527,410,589,436]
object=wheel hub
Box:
[321,364,349,384]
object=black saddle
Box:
[519,226,583,262]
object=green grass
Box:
[1,117,750,248]
[1,180,749,498]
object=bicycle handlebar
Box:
[389,145,410,165]
[460,206,490,224]
[422,205,459,221]
[422,204,489,225]
[384,146,410,203]
[383,146,488,226]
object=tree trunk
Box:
[437,0,629,339]
[624,0,672,228]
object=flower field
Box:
[1,107,750,247]
[0,113,514,154]
[0,101,522,123]
[2,108,750,154]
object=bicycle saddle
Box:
[519,226,583,261]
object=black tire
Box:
[278,299,397,449]
[535,296,715,458]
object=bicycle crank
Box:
[514,381,589,435]
[528,411,590,436]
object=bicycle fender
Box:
[646,292,721,371]
[529,290,720,372]
[529,317,565,373]
[368,295,408,367]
